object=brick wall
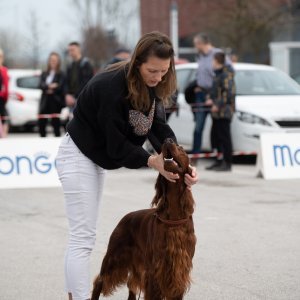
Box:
[140,0,202,39]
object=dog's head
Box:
[152,139,194,212]
[162,138,191,175]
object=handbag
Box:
[184,80,197,105]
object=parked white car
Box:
[169,63,300,152]
[6,69,69,129]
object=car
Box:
[168,63,300,152]
[292,73,300,85]
[6,69,69,129]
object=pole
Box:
[170,1,179,59]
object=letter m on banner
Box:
[257,133,300,179]
[273,145,294,167]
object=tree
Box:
[193,0,290,63]
[69,0,135,67]
[69,0,113,67]
[0,30,25,68]
[82,26,118,68]
[26,9,45,69]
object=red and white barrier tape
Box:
[37,113,62,119]
[0,104,216,121]
[0,113,65,121]
[0,113,256,157]
[188,151,257,159]
[166,103,217,113]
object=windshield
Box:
[235,69,300,95]
[16,75,41,89]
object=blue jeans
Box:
[192,91,208,153]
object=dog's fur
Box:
[91,139,196,300]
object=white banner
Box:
[258,133,300,180]
[0,137,62,189]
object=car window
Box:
[292,73,300,85]
[235,70,300,95]
[16,75,40,89]
[176,69,193,93]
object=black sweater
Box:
[67,66,176,170]
[66,57,94,98]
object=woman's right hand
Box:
[148,153,179,183]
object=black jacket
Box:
[211,66,235,120]
[67,66,177,170]
[65,57,94,98]
[39,71,65,113]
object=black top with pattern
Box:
[67,66,177,170]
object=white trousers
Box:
[56,133,106,300]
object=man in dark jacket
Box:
[206,52,235,171]
[65,42,94,111]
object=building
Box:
[140,0,202,59]
[140,0,300,63]
[140,0,201,40]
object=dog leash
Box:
[154,213,190,226]
[153,185,191,227]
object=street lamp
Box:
[170,1,179,59]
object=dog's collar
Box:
[154,213,190,226]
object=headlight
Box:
[236,111,272,126]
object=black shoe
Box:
[205,160,222,170]
[214,161,232,172]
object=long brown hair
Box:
[107,32,177,112]
[47,52,61,73]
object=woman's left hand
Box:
[185,166,198,190]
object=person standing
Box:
[0,48,9,138]
[65,42,94,112]
[56,31,198,300]
[191,33,230,154]
[38,52,65,137]
[206,52,235,171]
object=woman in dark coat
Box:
[39,52,65,137]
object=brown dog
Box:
[91,139,196,300]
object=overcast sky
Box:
[0,0,140,57]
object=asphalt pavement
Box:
[0,158,299,300]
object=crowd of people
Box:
[0,43,131,139]
[39,42,101,138]
[0,33,235,172]
[1,30,234,298]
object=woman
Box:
[56,31,198,300]
[39,52,65,137]
[0,48,9,138]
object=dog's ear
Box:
[151,174,166,208]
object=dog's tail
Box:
[91,274,103,300]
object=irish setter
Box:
[91,139,196,300]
